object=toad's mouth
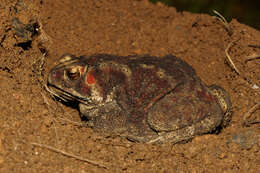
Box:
[46,84,97,109]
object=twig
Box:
[244,120,260,126]
[44,84,67,102]
[225,41,241,75]
[31,142,107,169]
[248,44,260,49]
[39,52,46,76]
[52,121,59,147]
[213,10,232,36]
[244,103,260,120]
[245,54,260,63]
[41,92,52,107]
[243,103,260,126]
[40,92,61,146]
[57,117,87,127]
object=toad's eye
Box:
[65,68,80,80]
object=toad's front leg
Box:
[79,101,128,135]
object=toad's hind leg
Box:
[208,85,232,127]
[147,113,223,144]
[146,84,224,144]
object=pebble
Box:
[226,129,259,150]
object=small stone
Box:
[218,152,227,159]
[252,84,259,89]
[226,129,258,150]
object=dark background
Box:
[150,0,260,30]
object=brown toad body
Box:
[47,54,232,144]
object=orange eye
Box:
[66,68,80,80]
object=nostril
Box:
[51,70,61,78]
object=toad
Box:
[47,54,232,144]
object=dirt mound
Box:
[0,0,259,172]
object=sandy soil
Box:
[0,0,259,172]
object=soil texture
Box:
[0,0,259,172]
